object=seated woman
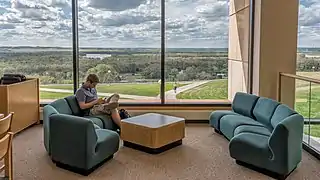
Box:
[75,74,122,128]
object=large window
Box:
[295,0,320,152]
[76,0,161,103]
[0,0,231,104]
[0,0,73,103]
[165,0,229,103]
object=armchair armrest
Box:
[43,105,59,153]
[268,114,304,173]
[49,114,98,169]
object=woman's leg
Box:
[110,109,122,128]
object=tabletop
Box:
[122,113,185,128]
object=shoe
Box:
[105,93,120,103]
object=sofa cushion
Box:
[232,92,259,118]
[234,125,272,137]
[220,115,265,140]
[65,95,83,116]
[50,99,73,115]
[85,116,104,128]
[209,110,239,130]
[270,104,297,128]
[253,97,280,130]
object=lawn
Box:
[41,82,187,97]
[304,124,320,138]
[295,86,320,118]
[40,92,73,99]
[176,79,228,100]
[40,92,133,100]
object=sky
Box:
[0,0,319,48]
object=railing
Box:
[278,72,320,156]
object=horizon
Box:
[0,46,319,49]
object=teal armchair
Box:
[43,95,120,175]
[210,92,304,179]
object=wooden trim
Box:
[277,72,282,102]
[120,105,231,111]
[280,73,320,84]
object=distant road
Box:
[157,80,211,99]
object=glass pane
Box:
[297,0,320,152]
[77,0,161,103]
[295,79,311,145]
[0,0,73,103]
[164,0,229,103]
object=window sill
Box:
[40,99,231,108]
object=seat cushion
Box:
[252,97,280,130]
[209,110,238,130]
[232,92,259,118]
[270,104,297,128]
[92,115,118,130]
[50,99,73,115]
[229,132,272,165]
[234,125,272,137]
[85,116,104,128]
[88,129,119,169]
[220,115,265,140]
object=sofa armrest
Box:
[49,114,98,169]
[268,114,304,172]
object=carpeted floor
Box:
[10,124,320,180]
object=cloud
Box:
[0,0,318,47]
[87,0,147,11]
[0,23,15,29]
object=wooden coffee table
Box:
[120,113,185,154]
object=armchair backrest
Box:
[64,95,86,116]
[232,92,259,119]
[270,104,297,128]
[252,97,280,130]
[49,98,73,115]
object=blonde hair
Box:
[86,74,99,83]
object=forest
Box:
[0,48,318,84]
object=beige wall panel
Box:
[228,60,248,100]
[229,0,250,15]
[252,0,299,108]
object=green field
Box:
[304,125,320,138]
[40,92,73,99]
[176,79,228,99]
[41,82,186,97]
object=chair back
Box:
[0,113,13,139]
[0,133,13,160]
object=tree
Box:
[86,64,119,83]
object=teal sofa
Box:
[210,92,304,179]
[43,95,120,175]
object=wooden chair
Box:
[0,113,14,180]
[0,113,13,138]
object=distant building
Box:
[85,54,111,60]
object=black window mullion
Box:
[72,0,79,94]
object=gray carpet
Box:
[10,124,320,180]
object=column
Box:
[251,0,299,108]
[228,0,250,100]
